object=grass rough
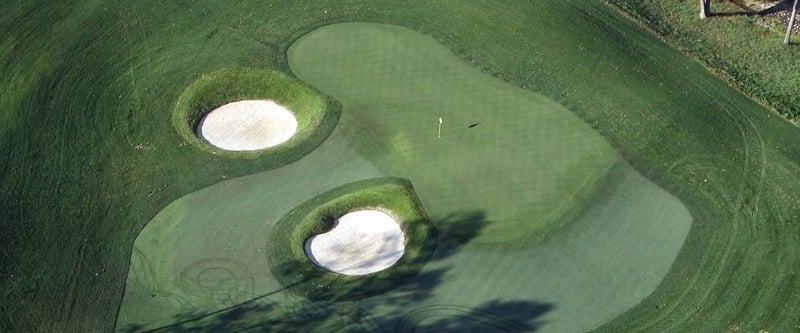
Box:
[608,0,800,122]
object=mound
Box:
[171,68,341,161]
[198,100,297,151]
[305,210,405,275]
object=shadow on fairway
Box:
[117,211,554,332]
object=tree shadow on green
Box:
[0,306,11,332]
[393,300,554,333]
[121,297,553,332]
[711,0,795,17]
[117,210,554,332]
[431,210,490,258]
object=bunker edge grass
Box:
[267,177,436,301]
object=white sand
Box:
[197,100,297,151]
[305,210,406,275]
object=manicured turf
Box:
[3,1,800,332]
[116,22,690,332]
[288,22,622,244]
[114,138,390,330]
[609,0,800,122]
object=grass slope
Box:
[172,68,340,159]
[1,1,799,332]
[608,0,800,122]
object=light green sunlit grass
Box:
[289,22,619,244]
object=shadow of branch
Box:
[711,0,794,17]
[394,300,554,333]
[118,210,554,332]
[432,210,489,258]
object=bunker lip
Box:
[305,209,406,276]
[198,99,298,151]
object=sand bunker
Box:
[198,100,297,151]
[305,210,405,275]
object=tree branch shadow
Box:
[757,0,796,15]
[431,211,489,259]
[711,0,794,17]
[393,300,554,333]
[117,210,555,332]
[0,306,11,333]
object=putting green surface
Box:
[116,23,691,332]
[4,1,800,333]
[288,23,620,244]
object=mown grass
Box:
[117,21,690,332]
[288,22,619,246]
[267,177,436,301]
[608,0,800,122]
[2,1,800,332]
[172,68,340,159]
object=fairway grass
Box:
[3,1,800,333]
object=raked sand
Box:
[198,100,297,151]
[305,210,405,275]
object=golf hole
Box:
[198,100,298,151]
[305,210,406,275]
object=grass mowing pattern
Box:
[286,23,691,332]
[369,162,690,333]
[589,2,800,331]
[2,1,800,332]
[267,177,435,301]
[289,22,620,245]
[172,68,340,158]
[114,132,392,330]
[117,22,691,333]
[608,0,800,122]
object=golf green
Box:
[115,23,691,332]
[6,2,800,332]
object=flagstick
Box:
[438,117,443,138]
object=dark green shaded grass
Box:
[267,177,436,301]
[172,68,340,159]
[2,1,800,332]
